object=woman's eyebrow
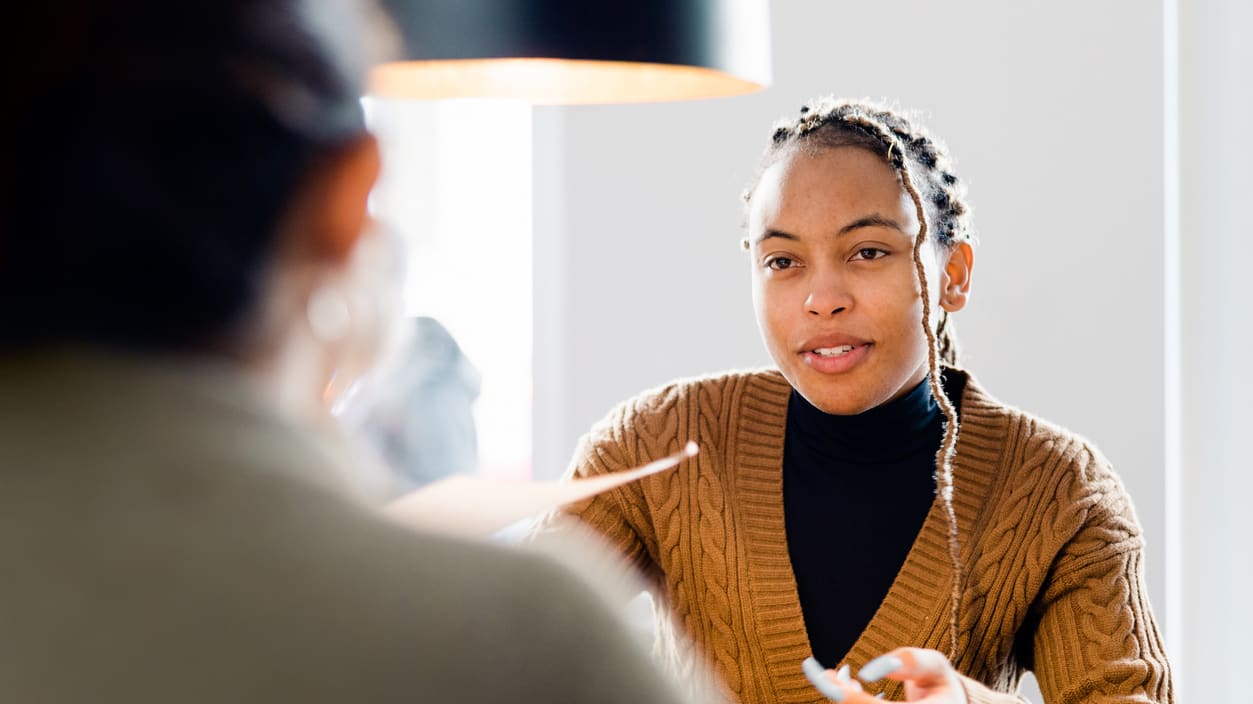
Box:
[753,228,800,245]
[754,215,906,245]
[838,213,906,236]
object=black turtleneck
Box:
[783,371,965,666]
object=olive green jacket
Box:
[0,351,689,704]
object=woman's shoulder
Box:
[956,369,1140,528]
[578,367,787,461]
[596,367,786,425]
[960,371,1107,461]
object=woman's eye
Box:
[765,256,795,271]
[852,247,888,261]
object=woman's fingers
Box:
[859,648,952,686]
[805,648,962,702]
[802,657,868,702]
[858,654,905,682]
[853,648,968,703]
[802,656,843,700]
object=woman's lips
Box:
[800,342,872,374]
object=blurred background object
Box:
[341,316,482,498]
[363,96,535,481]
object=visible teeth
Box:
[814,345,855,357]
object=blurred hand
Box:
[804,648,968,703]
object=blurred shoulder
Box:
[286,510,690,703]
[229,492,634,649]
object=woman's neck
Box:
[788,376,944,464]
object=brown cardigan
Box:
[537,368,1173,703]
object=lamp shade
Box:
[370,0,772,104]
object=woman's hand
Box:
[803,648,969,703]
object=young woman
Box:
[534,98,1173,703]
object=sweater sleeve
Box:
[1021,468,1174,703]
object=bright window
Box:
[362,98,533,482]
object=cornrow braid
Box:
[746,98,974,663]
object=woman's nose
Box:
[804,272,852,317]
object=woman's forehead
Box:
[749,146,918,236]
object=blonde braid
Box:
[842,111,965,663]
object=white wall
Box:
[1178,0,1253,700]
[532,1,1170,700]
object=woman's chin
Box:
[788,381,878,417]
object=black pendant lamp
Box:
[370,0,772,104]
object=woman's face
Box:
[747,145,962,415]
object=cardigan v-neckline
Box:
[730,369,1011,701]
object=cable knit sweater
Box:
[540,368,1173,703]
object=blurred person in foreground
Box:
[0,2,694,702]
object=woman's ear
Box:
[289,134,382,265]
[939,241,974,312]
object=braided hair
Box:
[744,97,975,661]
